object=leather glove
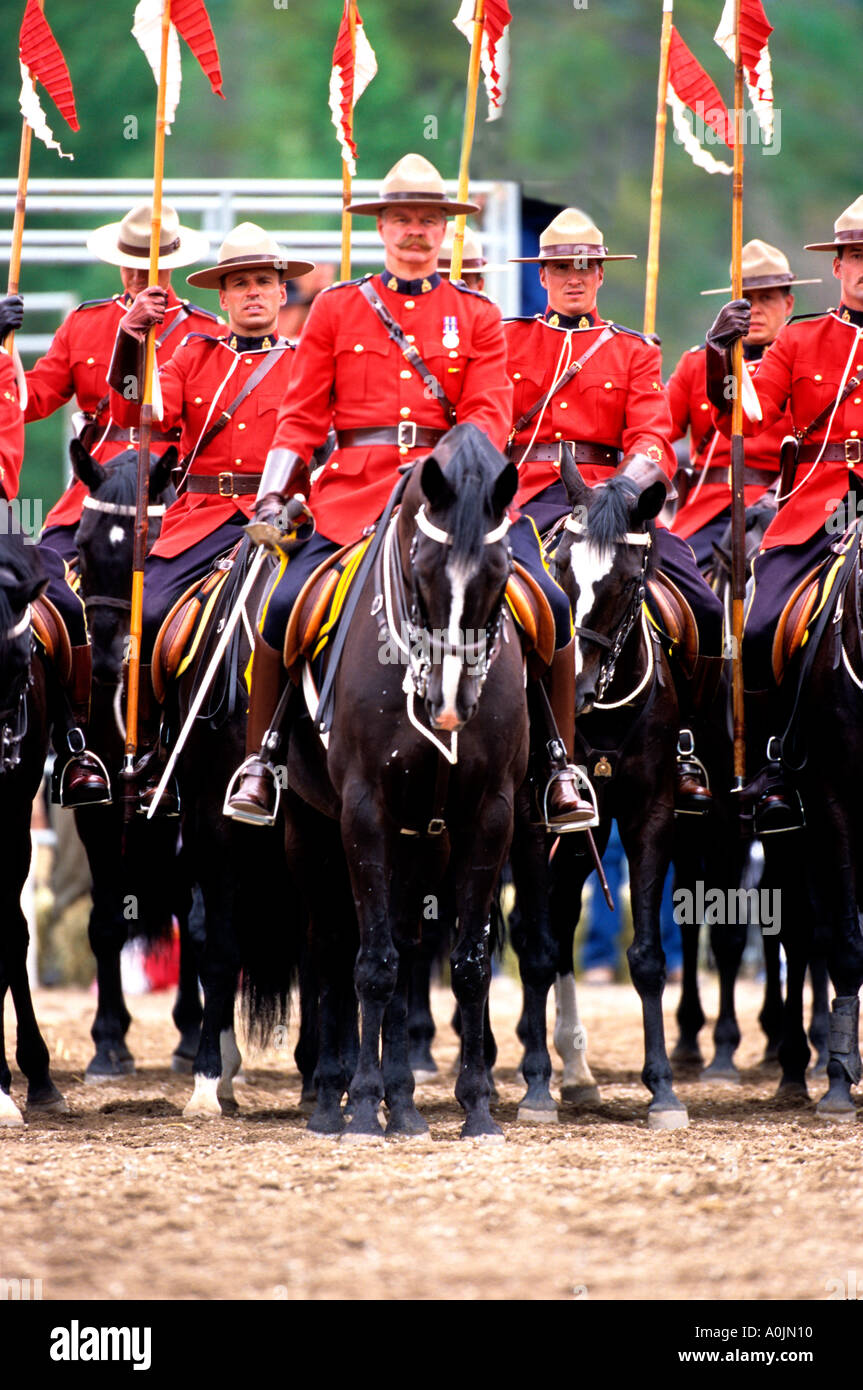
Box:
[706,299,751,351]
[0,294,23,345]
[120,286,168,340]
[254,492,313,530]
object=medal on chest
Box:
[442,315,460,351]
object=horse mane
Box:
[92,450,139,507]
[586,475,652,555]
[440,427,503,573]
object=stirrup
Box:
[51,728,112,808]
[223,755,282,827]
[542,763,600,834]
[674,728,712,818]
[752,736,805,836]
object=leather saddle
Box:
[646,572,699,678]
[772,552,849,686]
[283,539,556,681]
[152,546,239,703]
[32,594,73,686]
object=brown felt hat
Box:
[86,204,209,270]
[186,223,315,290]
[345,153,479,217]
[438,223,511,275]
[510,208,636,264]
[701,239,821,295]
[805,195,863,252]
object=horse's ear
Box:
[150,445,178,497]
[8,574,48,612]
[420,453,455,509]
[560,449,592,511]
[69,438,107,493]
[632,480,667,525]
[492,460,518,515]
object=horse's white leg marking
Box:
[554,973,597,1088]
[0,1088,25,1127]
[217,1026,243,1103]
[183,1074,223,1119]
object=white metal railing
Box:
[0,177,522,318]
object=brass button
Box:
[852,430,860,438]
[560,401,568,409]
[194,396,203,404]
[354,344,364,353]
[449,350,459,359]
[399,445,409,456]
[86,356,95,365]
[245,358,253,365]
[604,381,613,389]
[855,398,862,405]
[400,369,411,379]
[238,422,246,430]
[399,406,411,419]
[513,372,522,380]
[406,334,416,344]
[554,432,562,440]
[331,461,339,469]
[700,402,709,410]
[814,373,823,381]
[234,458,242,465]
[857,364,863,372]
[404,300,416,310]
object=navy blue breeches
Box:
[259,519,574,653]
[141,515,248,658]
[683,510,732,572]
[36,537,87,646]
[522,480,725,658]
[40,523,79,566]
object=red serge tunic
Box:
[269,272,512,545]
[713,308,863,549]
[0,351,24,500]
[110,333,296,559]
[26,289,224,530]
[668,344,790,540]
[504,312,673,507]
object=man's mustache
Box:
[397,238,432,250]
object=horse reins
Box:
[563,517,653,704]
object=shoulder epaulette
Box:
[450,280,492,302]
[502,314,538,325]
[608,321,653,344]
[787,309,830,325]
[74,295,122,311]
[688,343,705,354]
[179,331,223,347]
[181,300,224,323]
[323,273,375,293]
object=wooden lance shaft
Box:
[340,0,358,283]
[450,0,485,283]
[643,0,673,338]
[124,0,172,791]
[729,0,747,787]
[7,0,45,366]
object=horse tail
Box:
[237,826,302,1050]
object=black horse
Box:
[545,462,689,1127]
[68,440,200,1080]
[256,424,533,1140]
[0,523,66,1124]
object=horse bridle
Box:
[0,575,35,773]
[564,517,652,702]
[78,494,167,621]
[402,505,513,700]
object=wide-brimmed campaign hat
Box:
[438,222,511,275]
[186,222,315,290]
[804,195,863,252]
[510,208,636,264]
[86,204,210,270]
[345,153,479,217]
[701,239,821,295]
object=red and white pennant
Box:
[18,0,79,160]
[132,0,224,134]
[453,0,512,123]
[329,3,377,177]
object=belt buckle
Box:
[397,421,418,450]
[129,427,139,446]
[218,471,234,497]
[845,439,862,466]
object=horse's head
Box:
[398,423,517,732]
[71,440,178,682]
[553,454,661,715]
[0,524,47,762]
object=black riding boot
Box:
[743,689,804,835]
[48,645,111,808]
[674,654,725,817]
[224,632,289,826]
[539,638,597,832]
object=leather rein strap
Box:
[358,280,456,426]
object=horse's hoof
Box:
[412,1068,438,1085]
[776,1079,809,1103]
[84,1049,135,1083]
[561,1083,601,1109]
[700,1063,740,1084]
[307,1111,345,1136]
[340,1128,385,1145]
[816,1093,855,1123]
[26,1092,69,1115]
[647,1105,689,1130]
[811,1057,829,1077]
[217,1096,240,1116]
[671,1040,703,1065]
[816,1106,855,1124]
[0,1092,24,1127]
[517,1103,559,1124]
[297,1095,317,1116]
[171,1053,195,1075]
[461,1128,506,1144]
[183,1076,223,1119]
[385,1110,429,1137]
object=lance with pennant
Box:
[340,1,357,282]
[450,0,485,283]
[330,1,377,283]
[643,0,673,338]
[729,0,747,789]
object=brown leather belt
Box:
[798,440,863,466]
[184,472,262,496]
[699,465,778,487]
[102,423,182,445]
[337,424,446,451]
[510,440,622,467]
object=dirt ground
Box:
[2,974,862,1302]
